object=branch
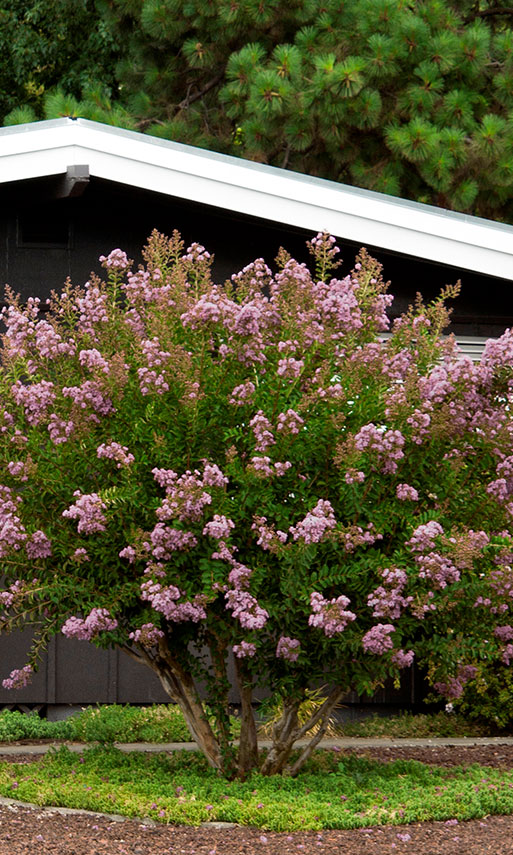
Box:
[468,6,513,19]
[294,686,344,741]
[177,73,224,112]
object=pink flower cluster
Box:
[0,485,26,556]
[154,462,227,524]
[129,623,164,648]
[225,589,269,630]
[308,591,356,637]
[62,380,114,417]
[7,460,29,481]
[229,381,255,406]
[251,516,288,552]
[276,409,304,435]
[434,665,478,700]
[406,521,444,553]
[367,568,412,619]
[99,248,130,269]
[406,408,432,445]
[416,552,460,589]
[138,337,172,395]
[354,423,405,474]
[79,348,111,374]
[276,636,301,661]
[396,483,419,501]
[277,357,304,380]
[249,411,275,451]
[2,664,33,690]
[26,530,52,559]
[62,608,118,641]
[35,320,76,360]
[74,284,109,337]
[203,515,235,540]
[340,523,382,553]
[62,491,107,534]
[47,413,74,445]
[290,500,336,544]
[391,649,415,668]
[233,641,257,658]
[148,523,198,559]
[362,623,395,654]
[11,380,56,426]
[140,578,207,623]
[488,457,513,504]
[97,441,135,468]
[248,457,292,478]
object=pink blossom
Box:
[7,460,29,481]
[97,441,135,468]
[494,625,513,641]
[2,664,33,690]
[0,485,26,556]
[308,592,356,636]
[26,530,52,559]
[149,523,198,559]
[276,409,304,435]
[129,623,164,647]
[233,641,257,658]
[249,411,275,451]
[99,248,130,269]
[47,413,74,445]
[406,521,444,553]
[225,589,268,629]
[62,381,114,416]
[74,284,109,337]
[62,491,107,534]
[396,483,419,501]
[79,348,110,373]
[62,608,118,641]
[277,357,304,379]
[354,423,405,474]
[362,624,395,654]
[140,579,207,623]
[276,636,300,661]
[203,515,235,540]
[35,320,75,359]
[229,381,256,406]
[11,380,56,426]
[391,649,415,668]
[290,500,336,544]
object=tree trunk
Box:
[121,641,225,772]
[259,697,301,776]
[233,656,258,778]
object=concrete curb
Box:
[1,736,513,755]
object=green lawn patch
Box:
[1,746,513,831]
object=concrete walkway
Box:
[2,735,513,755]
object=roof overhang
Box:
[1,117,513,280]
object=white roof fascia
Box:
[1,118,513,279]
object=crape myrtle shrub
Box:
[1,230,513,777]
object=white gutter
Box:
[1,118,513,279]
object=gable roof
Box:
[1,117,512,280]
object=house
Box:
[0,118,512,717]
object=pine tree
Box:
[5,0,513,221]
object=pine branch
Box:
[467,6,513,20]
[177,73,224,112]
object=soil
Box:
[2,744,513,854]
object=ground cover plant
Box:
[0,705,490,744]
[3,230,513,778]
[1,746,513,831]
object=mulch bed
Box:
[1,744,513,854]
